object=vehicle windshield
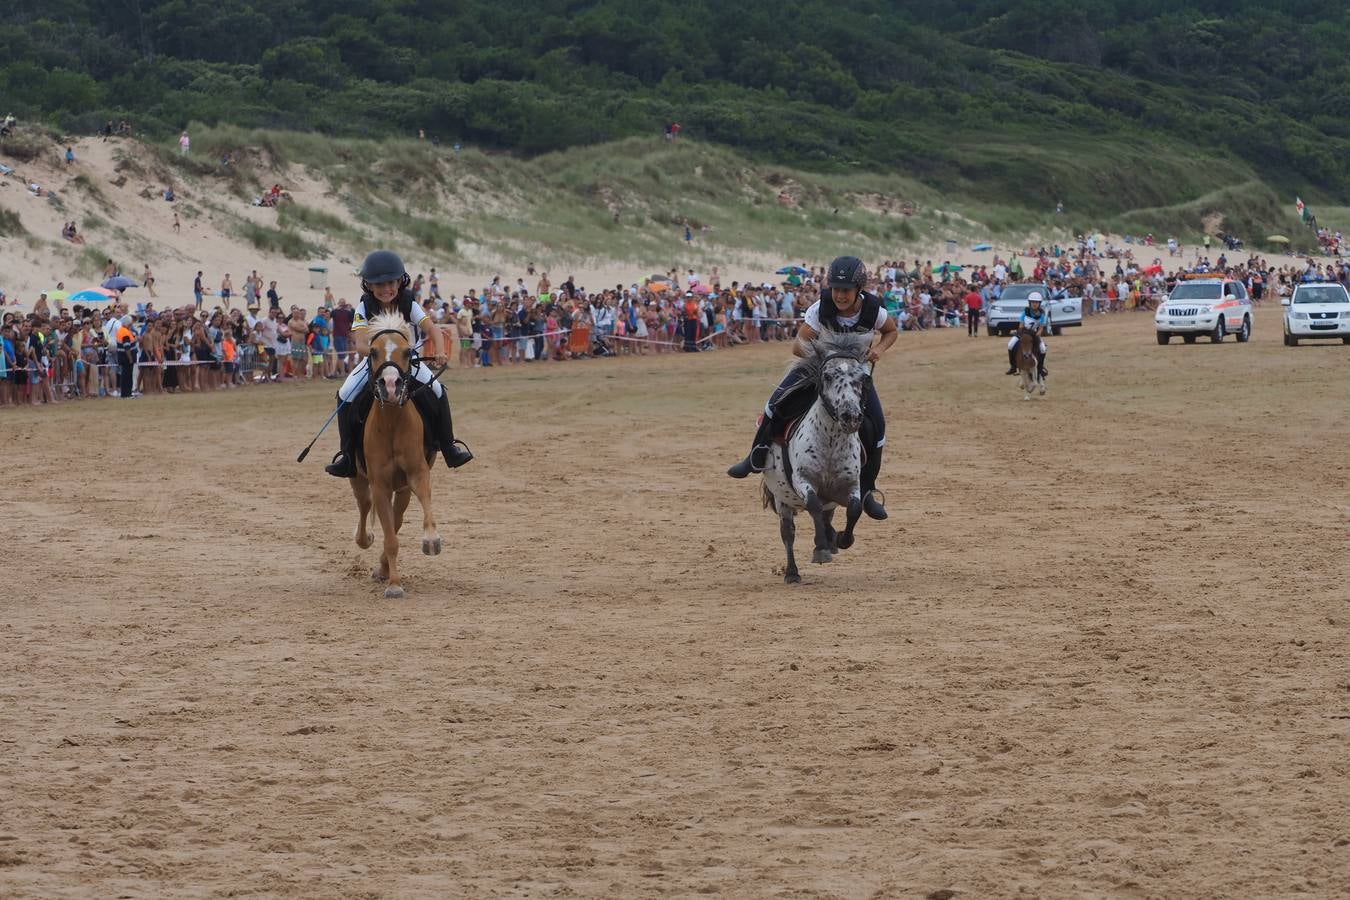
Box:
[1167,283,1223,302]
[1293,285,1350,304]
[1000,285,1045,302]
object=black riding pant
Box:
[765,368,884,450]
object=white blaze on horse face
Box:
[381,338,401,397]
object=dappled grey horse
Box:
[760,331,873,583]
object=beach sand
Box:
[3,315,1346,896]
[0,136,1321,316]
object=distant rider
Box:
[726,255,897,520]
[325,250,473,477]
[1005,291,1049,379]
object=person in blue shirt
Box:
[1005,292,1050,379]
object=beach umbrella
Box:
[47,289,70,301]
[102,275,139,291]
[646,281,671,292]
[692,283,714,295]
[775,265,810,276]
[69,288,117,303]
[786,275,803,286]
[971,243,993,252]
[934,263,964,274]
[1266,235,1290,244]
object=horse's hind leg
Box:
[371,487,404,598]
[350,475,374,550]
[393,487,412,533]
[410,465,441,557]
[804,489,833,565]
[780,509,800,584]
[822,508,839,553]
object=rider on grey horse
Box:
[727,255,898,520]
[1004,291,1049,379]
[325,250,473,477]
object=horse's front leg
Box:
[837,493,863,551]
[350,474,373,549]
[780,508,800,584]
[802,488,833,565]
[393,487,411,533]
[409,464,442,557]
[371,485,404,599]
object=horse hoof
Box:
[355,534,373,549]
[422,537,442,556]
[785,572,802,584]
[384,585,405,599]
[836,532,855,551]
[371,569,387,583]
[811,549,832,564]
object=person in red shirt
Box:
[963,287,983,337]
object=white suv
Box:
[1282,282,1350,345]
[1155,279,1253,344]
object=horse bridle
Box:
[815,353,872,423]
[367,328,450,408]
[367,328,416,407]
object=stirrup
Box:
[325,451,356,478]
[862,489,888,521]
[444,439,474,468]
[727,445,769,479]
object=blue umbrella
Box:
[775,265,810,276]
[69,289,117,303]
[102,275,139,291]
[971,243,993,252]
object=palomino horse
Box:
[1016,326,1046,400]
[349,312,443,598]
[761,331,873,584]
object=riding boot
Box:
[324,399,359,478]
[1037,349,1048,379]
[860,443,888,520]
[1006,346,1018,375]
[727,414,776,478]
[414,388,474,469]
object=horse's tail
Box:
[762,482,777,513]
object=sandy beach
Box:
[3,314,1347,896]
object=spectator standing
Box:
[193,271,204,309]
[963,286,982,337]
[179,131,190,156]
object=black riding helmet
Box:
[360,249,411,293]
[827,255,867,290]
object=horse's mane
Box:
[366,311,411,341]
[783,329,873,381]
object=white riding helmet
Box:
[1027,291,1045,304]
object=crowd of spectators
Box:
[0,241,1342,408]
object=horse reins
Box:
[815,352,872,423]
[367,327,447,407]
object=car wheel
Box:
[1051,325,1063,336]
[1343,336,1350,344]
[1288,333,1299,347]
[1156,331,1170,345]
[1235,317,1250,342]
[1282,331,1291,346]
[986,325,995,337]
[1182,334,1197,344]
[1210,318,1225,343]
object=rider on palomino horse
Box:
[727,255,898,520]
[325,250,474,477]
[1005,291,1050,379]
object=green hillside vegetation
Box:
[5,1,1350,214]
